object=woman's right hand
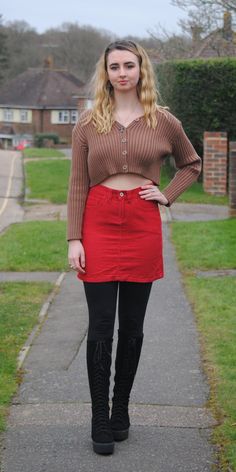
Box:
[68,240,86,274]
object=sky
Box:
[0,0,188,38]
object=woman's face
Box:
[106,49,140,93]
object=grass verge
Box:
[0,221,67,271]
[171,219,236,471]
[171,219,236,272]
[24,160,70,203]
[23,148,65,158]
[0,281,54,431]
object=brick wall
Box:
[229,141,236,216]
[203,131,228,195]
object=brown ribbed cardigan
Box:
[67,109,202,240]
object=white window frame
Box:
[58,110,70,123]
[71,110,78,123]
[3,109,14,122]
[20,110,28,122]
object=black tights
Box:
[83,281,152,341]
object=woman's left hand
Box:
[139,184,169,205]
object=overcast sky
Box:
[1,0,188,38]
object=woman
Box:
[67,40,201,455]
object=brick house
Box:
[148,12,236,64]
[0,57,91,148]
[192,11,236,58]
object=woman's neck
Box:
[113,90,141,112]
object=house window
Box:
[86,99,93,109]
[3,109,14,122]
[71,110,78,123]
[20,110,28,122]
[58,110,70,123]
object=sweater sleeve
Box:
[161,120,202,206]
[67,122,90,241]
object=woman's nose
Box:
[119,68,126,77]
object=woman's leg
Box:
[83,281,118,455]
[111,281,152,441]
[118,281,152,335]
[83,281,118,341]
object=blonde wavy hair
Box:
[81,40,166,133]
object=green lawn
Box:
[171,219,236,471]
[0,221,68,271]
[170,219,236,272]
[23,148,65,158]
[25,160,70,203]
[0,282,54,431]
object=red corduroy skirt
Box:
[77,184,164,283]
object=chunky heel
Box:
[93,440,115,454]
[112,428,129,442]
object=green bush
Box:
[156,58,236,156]
[34,133,59,148]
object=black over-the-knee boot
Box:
[110,330,144,441]
[86,338,115,454]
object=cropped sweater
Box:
[67,109,202,240]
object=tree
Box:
[43,23,114,82]
[171,0,236,36]
[146,24,193,60]
[0,15,8,85]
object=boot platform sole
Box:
[112,428,129,441]
[93,440,115,454]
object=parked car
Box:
[15,140,31,150]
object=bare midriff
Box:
[100,173,154,190]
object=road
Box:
[0,150,24,234]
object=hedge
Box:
[34,133,59,148]
[156,58,236,155]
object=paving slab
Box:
[0,272,61,283]
[170,202,229,221]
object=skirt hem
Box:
[77,271,164,283]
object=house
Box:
[192,11,236,58]
[147,12,236,65]
[0,56,91,149]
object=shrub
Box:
[156,58,236,156]
[34,133,59,148]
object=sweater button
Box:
[122,150,127,155]
[123,165,128,170]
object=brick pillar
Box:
[229,141,236,217]
[203,131,228,195]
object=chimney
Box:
[191,25,202,44]
[223,11,233,41]
[44,55,54,69]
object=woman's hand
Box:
[68,240,86,274]
[139,184,169,205]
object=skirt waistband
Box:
[88,183,155,201]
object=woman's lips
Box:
[119,80,128,84]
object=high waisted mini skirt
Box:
[77,184,164,283]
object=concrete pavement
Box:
[0,223,219,472]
